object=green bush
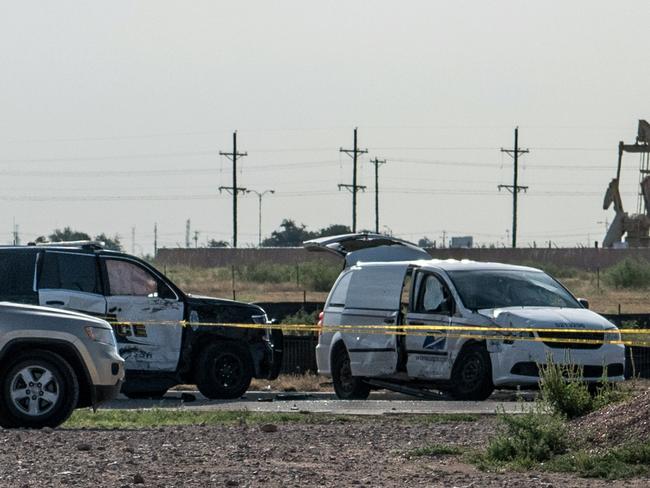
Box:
[539,358,629,418]
[239,264,293,283]
[603,258,650,289]
[479,411,567,468]
[547,442,650,479]
[281,308,318,325]
[299,261,341,292]
[539,360,593,419]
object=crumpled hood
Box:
[478,307,617,331]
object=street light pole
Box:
[248,189,275,246]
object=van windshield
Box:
[446,269,580,310]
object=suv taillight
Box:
[317,311,324,335]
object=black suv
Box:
[0,243,282,399]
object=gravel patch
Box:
[1,416,648,487]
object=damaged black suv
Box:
[0,242,282,399]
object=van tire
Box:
[196,342,253,400]
[0,350,79,429]
[449,343,494,401]
[331,344,370,400]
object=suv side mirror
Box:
[578,298,589,309]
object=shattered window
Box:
[105,259,158,297]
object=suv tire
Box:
[449,343,494,401]
[196,342,253,400]
[331,344,370,400]
[0,350,79,429]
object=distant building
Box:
[450,236,473,249]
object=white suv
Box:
[306,234,625,400]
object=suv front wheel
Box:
[0,350,80,429]
[196,342,253,399]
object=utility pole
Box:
[154,223,158,258]
[193,230,200,248]
[248,189,275,246]
[498,127,529,248]
[12,219,19,246]
[185,219,191,248]
[131,227,136,254]
[369,157,386,233]
[339,127,368,232]
[219,131,248,247]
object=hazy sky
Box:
[1,1,649,253]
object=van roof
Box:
[353,258,542,273]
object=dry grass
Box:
[162,265,328,303]
[161,264,648,313]
[250,373,331,392]
[561,275,648,314]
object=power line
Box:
[498,127,530,248]
[219,131,248,248]
[339,128,368,232]
[369,157,386,233]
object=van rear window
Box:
[326,272,352,307]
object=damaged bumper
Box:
[490,340,626,387]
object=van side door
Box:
[405,271,455,380]
[38,251,107,315]
[339,264,409,377]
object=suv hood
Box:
[479,307,617,331]
[304,233,430,267]
[0,301,111,327]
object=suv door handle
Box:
[46,300,65,306]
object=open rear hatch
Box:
[304,233,430,267]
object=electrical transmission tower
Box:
[219,131,248,248]
[339,127,368,232]
[369,157,386,233]
[498,127,530,248]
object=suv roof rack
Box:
[30,240,105,250]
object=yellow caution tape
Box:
[106,320,650,347]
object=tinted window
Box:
[105,259,173,298]
[0,251,37,302]
[447,269,580,310]
[40,252,101,294]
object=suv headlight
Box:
[85,326,117,347]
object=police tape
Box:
[106,320,650,347]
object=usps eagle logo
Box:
[422,335,446,350]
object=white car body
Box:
[307,234,625,396]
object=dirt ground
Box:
[1,416,648,488]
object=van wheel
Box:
[331,345,370,400]
[0,350,79,429]
[196,342,253,400]
[449,344,494,401]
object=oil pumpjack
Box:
[602,120,650,247]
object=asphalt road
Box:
[102,389,537,415]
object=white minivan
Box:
[306,234,625,400]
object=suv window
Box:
[105,259,174,298]
[40,252,101,294]
[0,251,37,302]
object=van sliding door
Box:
[340,264,409,377]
